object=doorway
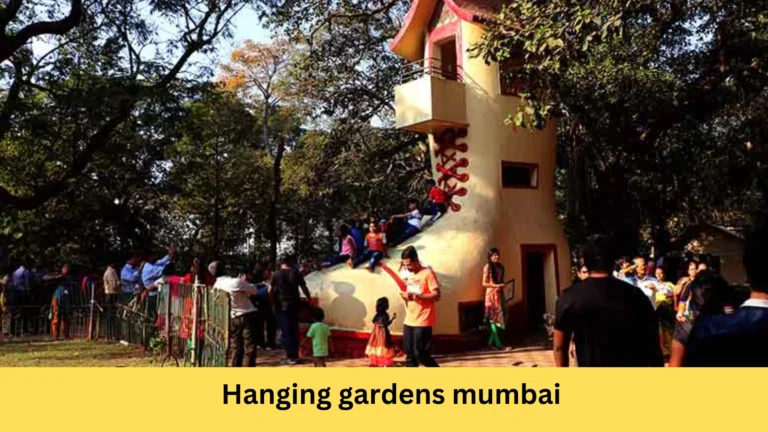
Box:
[524,252,546,329]
[436,38,458,80]
[521,245,559,331]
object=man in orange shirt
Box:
[399,246,441,367]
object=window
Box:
[502,162,538,189]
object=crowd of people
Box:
[4,177,766,368]
[212,245,442,368]
[319,180,447,272]
[0,179,449,366]
[0,241,444,368]
[0,261,83,339]
[4,213,766,368]
[554,222,768,367]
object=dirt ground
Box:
[0,338,154,367]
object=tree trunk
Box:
[268,136,285,266]
[566,128,589,223]
[563,124,590,248]
[262,103,271,149]
[213,138,221,258]
[591,166,641,257]
[651,223,671,261]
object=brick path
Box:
[257,337,556,367]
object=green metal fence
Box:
[200,287,230,367]
[1,281,96,340]
[154,282,231,367]
[1,280,230,367]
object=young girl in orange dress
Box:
[365,297,396,366]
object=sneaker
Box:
[280,359,298,366]
[431,212,442,222]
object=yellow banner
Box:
[0,369,762,431]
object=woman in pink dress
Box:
[320,224,358,268]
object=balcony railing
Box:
[401,57,464,84]
[394,57,467,133]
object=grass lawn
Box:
[0,339,155,367]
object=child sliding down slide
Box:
[351,222,388,272]
[422,179,447,222]
[390,199,424,246]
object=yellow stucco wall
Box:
[459,21,571,318]
[304,21,571,336]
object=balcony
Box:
[394,59,468,133]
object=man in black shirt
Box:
[270,254,312,365]
[554,236,663,367]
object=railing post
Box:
[191,284,201,367]
[163,282,172,360]
[88,281,95,340]
[224,292,230,367]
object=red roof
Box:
[452,0,506,20]
[390,0,508,61]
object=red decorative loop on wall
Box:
[434,128,470,212]
[379,263,407,293]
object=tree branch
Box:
[306,0,400,46]
[0,96,135,210]
[20,78,57,95]
[0,0,83,63]
[98,0,142,77]
[0,0,23,32]
[0,57,23,142]
[0,2,243,210]
[327,0,399,21]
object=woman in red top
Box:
[351,222,387,272]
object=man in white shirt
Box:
[629,256,672,310]
[213,266,260,367]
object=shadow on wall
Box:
[431,270,465,332]
[433,270,461,298]
[328,282,367,330]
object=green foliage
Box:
[1,0,427,269]
[162,90,263,258]
[477,0,768,254]
[0,0,253,210]
[281,122,427,261]
[148,334,167,358]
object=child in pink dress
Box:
[321,224,358,268]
